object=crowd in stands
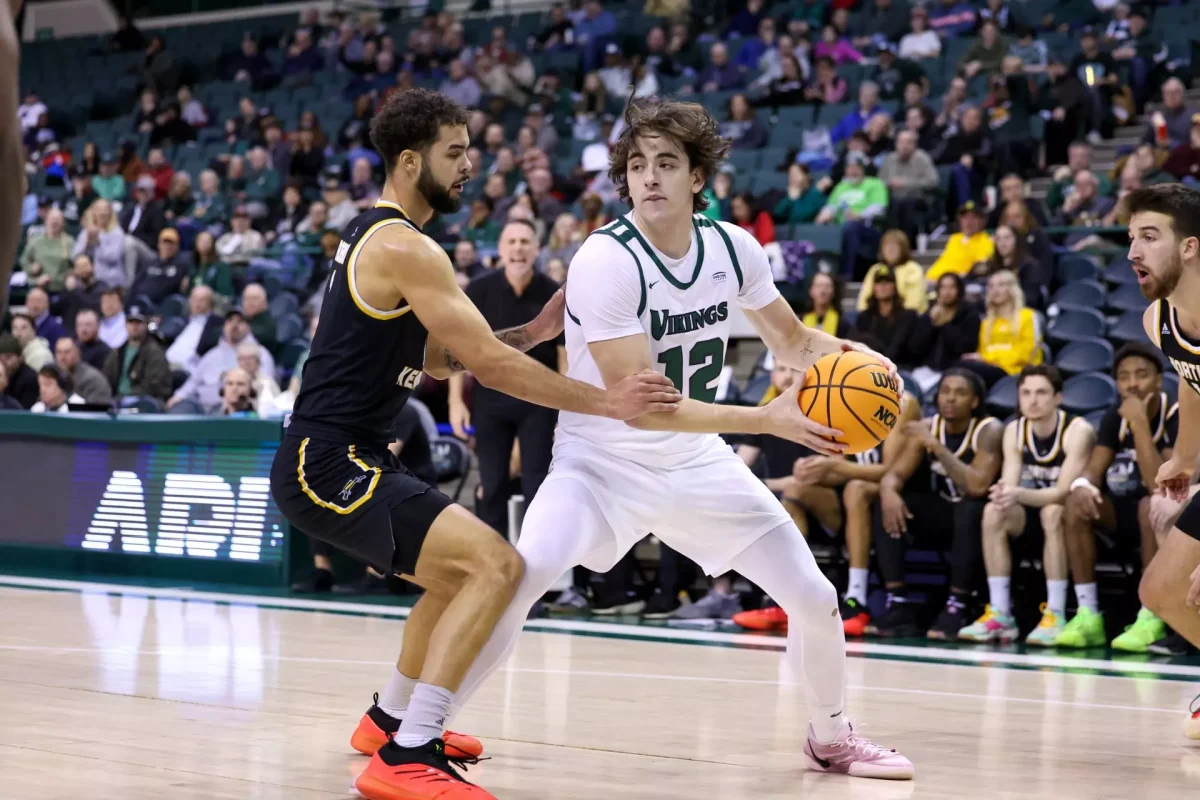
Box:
[5,0,1200,650]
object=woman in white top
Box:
[72,199,127,288]
[898,7,942,61]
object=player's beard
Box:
[417,161,462,215]
[1140,250,1184,301]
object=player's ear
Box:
[1181,235,1199,263]
[691,167,705,196]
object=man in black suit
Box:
[0,332,38,408]
[118,174,165,248]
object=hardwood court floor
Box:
[2,579,1199,800]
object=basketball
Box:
[798,350,902,455]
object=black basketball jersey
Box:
[1099,392,1178,498]
[926,414,997,502]
[1155,298,1200,394]
[289,201,430,447]
[849,443,883,467]
[1017,410,1078,489]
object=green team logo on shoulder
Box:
[650,302,729,341]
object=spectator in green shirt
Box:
[1046,141,1113,213]
[190,231,235,300]
[191,169,229,228]
[773,163,826,224]
[91,152,127,202]
[816,153,890,279]
[240,283,279,355]
[20,208,74,291]
[243,146,281,218]
[960,19,1008,79]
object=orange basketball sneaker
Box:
[351,694,484,760]
[733,605,788,631]
[355,739,494,800]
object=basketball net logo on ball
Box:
[799,351,901,455]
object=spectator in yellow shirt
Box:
[925,202,995,281]
[857,229,929,313]
[959,270,1043,386]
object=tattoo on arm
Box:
[440,323,538,375]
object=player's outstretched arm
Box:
[0,1,23,322]
[588,332,846,455]
[1016,419,1096,508]
[376,230,679,419]
[424,288,564,380]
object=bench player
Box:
[958,365,1095,645]
[870,369,1002,639]
[442,96,915,780]
[269,89,682,800]
[1060,343,1177,650]
[739,384,921,635]
[1124,184,1200,738]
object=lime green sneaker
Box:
[1055,605,1106,648]
[1111,608,1167,653]
[1025,603,1064,647]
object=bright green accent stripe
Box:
[623,217,706,290]
[593,229,648,317]
[704,217,743,290]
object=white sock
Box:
[1075,582,1098,613]
[988,576,1011,616]
[846,568,869,605]
[1047,579,1068,618]
[378,667,419,718]
[810,708,852,744]
[394,683,454,748]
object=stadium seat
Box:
[1055,254,1101,285]
[1107,283,1148,314]
[1054,338,1114,377]
[269,291,299,319]
[986,374,1018,417]
[787,224,842,254]
[1062,373,1119,414]
[740,372,772,406]
[1108,310,1150,344]
[1103,255,1137,286]
[156,315,187,344]
[431,436,472,503]
[1050,280,1106,312]
[1047,308,1106,347]
[276,313,304,345]
[156,293,187,319]
[1084,407,1106,431]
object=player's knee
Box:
[844,479,867,502]
[1039,504,1063,532]
[982,502,1004,535]
[778,572,838,619]
[470,539,525,590]
[1138,563,1170,614]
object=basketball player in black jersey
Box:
[960,365,1094,645]
[0,1,23,321]
[1060,343,1178,651]
[1124,184,1200,738]
[764,388,920,636]
[870,369,1002,640]
[269,89,681,800]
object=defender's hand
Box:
[606,369,682,419]
[1156,457,1194,503]
[527,287,565,345]
[762,373,846,456]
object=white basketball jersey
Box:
[558,211,780,466]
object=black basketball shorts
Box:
[1172,490,1200,542]
[270,434,453,575]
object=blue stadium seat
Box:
[740,372,772,406]
[1107,283,1148,314]
[1051,280,1106,312]
[268,291,299,319]
[787,224,842,254]
[1054,338,1114,377]
[1056,254,1101,285]
[1103,255,1137,286]
[276,313,304,345]
[1062,372,1119,414]
[986,374,1018,417]
[1084,407,1106,431]
[1047,308,1106,347]
[156,315,186,344]
[156,293,187,319]
[1108,310,1150,345]
[277,338,309,373]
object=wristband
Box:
[1070,477,1099,494]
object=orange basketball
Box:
[798,350,902,455]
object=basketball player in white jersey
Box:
[1125,184,1200,738]
[0,0,23,321]
[445,96,915,780]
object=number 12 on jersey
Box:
[657,337,724,403]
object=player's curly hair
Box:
[370,88,470,172]
[608,95,731,212]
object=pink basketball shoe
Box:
[803,722,915,780]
